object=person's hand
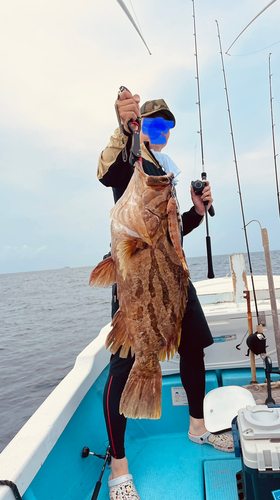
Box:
[116,89,141,133]
[191,181,213,216]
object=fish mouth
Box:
[135,160,174,187]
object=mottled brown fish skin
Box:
[110,162,189,419]
[117,241,188,419]
[90,161,189,419]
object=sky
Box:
[1,0,280,274]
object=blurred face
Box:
[140,113,173,151]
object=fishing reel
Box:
[191,179,215,217]
[82,445,111,500]
[191,179,206,195]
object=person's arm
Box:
[97,89,141,189]
[97,127,133,188]
[182,207,204,236]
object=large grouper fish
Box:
[89,161,190,419]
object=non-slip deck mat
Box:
[204,458,242,500]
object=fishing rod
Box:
[215,20,260,325]
[191,0,215,279]
[82,445,111,500]
[268,53,280,221]
[116,0,151,55]
[226,0,278,55]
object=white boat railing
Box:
[0,326,111,500]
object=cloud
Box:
[0,245,47,261]
[1,0,280,273]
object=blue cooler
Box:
[233,405,280,500]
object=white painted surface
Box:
[160,275,280,375]
[229,253,248,303]
[238,405,280,470]
[0,325,111,500]
[204,386,255,432]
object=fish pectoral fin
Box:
[116,238,139,279]
[106,309,133,357]
[158,348,167,362]
[167,197,188,272]
[89,256,116,287]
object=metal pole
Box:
[215,20,260,324]
[244,290,258,383]
[262,227,280,369]
[192,0,214,279]
[268,53,280,222]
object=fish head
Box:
[134,163,174,218]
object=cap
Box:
[140,99,176,127]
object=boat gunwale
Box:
[0,326,111,500]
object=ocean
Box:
[1,251,280,452]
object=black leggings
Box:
[103,348,205,459]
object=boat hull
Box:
[0,275,279,500]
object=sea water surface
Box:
[1,251,280,452]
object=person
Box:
[97,89,234,500]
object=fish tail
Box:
[119,359,162,419]
[89,257,116,287]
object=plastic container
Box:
[233,405,280,500]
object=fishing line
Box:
[194,143,197,178]
[128,0,144,39]
[215,20,260,324]
[226,0,278,55]
[191,0,215,279]
[228,39,280,57]
[116,0,151,55]
[268,53,280,221]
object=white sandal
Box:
[188,430,234,453]
[108,474,140,500]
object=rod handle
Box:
[206,235,215,279]
[91,481,102,500]
[208,205,215,217]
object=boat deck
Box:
[98,435,242,500]
[19,364,280,500]
[98,371,241,500]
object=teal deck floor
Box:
[96,434,240,500]
[92,370,241,500]
[23,368,253,500]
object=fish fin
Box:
[170,346,176,359]
[119,358,162,419]
[158,348,167,362]
[116,239,138,280]
[177,327,182,348]
[89,257,116,287]
[165,345,177,361]
[167,197,189,273]
[105,310,133,357]
[165,329,179,360]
